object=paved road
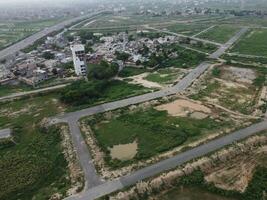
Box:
[192,25,216,38]
[55,27,249,199]
[68,120,102,189]
[0,84,68,101]
[66,120,267,200]
[209,27,249,59]
[0,11,105,61]
[0,128,11,139]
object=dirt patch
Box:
[128,73,164,89]
[190,112,208,119]
[155,99,211,117]
[109,141,138,161]
[205,140,267,192]
[221,66,256,84]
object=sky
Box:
[0,0,92,5]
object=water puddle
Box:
[109,141,138,160]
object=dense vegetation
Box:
[144,44,206,69]
[0,93,71,200]
[0,126,70,200]
[60,61,149,107]
[87,61,119,80]
[60,79,148,108]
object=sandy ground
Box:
[155,99,211,117]
[109,141,138,160]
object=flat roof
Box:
[0,128,12,139]
[70,44,85,51]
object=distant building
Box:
[70,44,87,76]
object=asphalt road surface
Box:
[53,27,249,199]
[0,11,105,61]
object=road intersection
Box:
[0,11,258,200]
[49,27,255,200]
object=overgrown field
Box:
[85,103,235,168]
[0,94,71,200]
[230,29,267,56]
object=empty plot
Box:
[197,25,240,43]
[230,29,267,57]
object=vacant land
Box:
[198,25,240,43]
[163,23,212,36]
[0,93,72,200]
[84,98,241,169]
[0,18,64,49]
[230,29,267,57]
[190,64,264,115]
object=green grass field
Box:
[86,107,232,168]
[230,29,267,57]
[145,68,180,84]
[0,93,71,200]
[198,25,240,43]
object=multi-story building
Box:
[70,44,87,76]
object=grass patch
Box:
[145,72,177,84]
[198,25,240,43]
[118,67,150,78]
[0,84,32,97]
[230,29,267,57]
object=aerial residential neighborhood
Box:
[0,0,266,200]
